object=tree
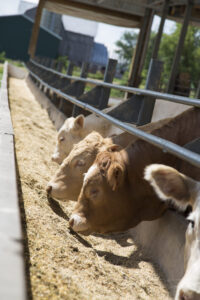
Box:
[159,24,200,89]
[115,24,200,91]
[115,31,138,69]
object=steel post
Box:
[127,8,154,93]
[167,0,193,93]
[152,0,169,59]
[137,59,163,125]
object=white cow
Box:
[52,114,123,164]
[145,164,200,300]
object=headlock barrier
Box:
[26,58,200,168]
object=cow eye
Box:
[187,219,195,229]
[75,160,85,167]
[59,137,64,142]
[90,188,99,198]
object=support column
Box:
[66,61,75,76]
[28,0,45,58]
[167,0,193,94]
[137,59,163,125]
[152,0,170,59]
[127,9,154,92]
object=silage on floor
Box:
[9,76,172,300]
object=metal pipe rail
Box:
[27,66,200,168]
[30,58,200,108]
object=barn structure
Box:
[0,14,61,61]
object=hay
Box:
[9,77,172,300]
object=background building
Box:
[0,14,61,61]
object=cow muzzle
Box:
[177,289,200,300]
[69,214,89,233]
[51,153,62,164]
[46,184,52,195]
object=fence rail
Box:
[26,64,200,168]
[30,59,200,108]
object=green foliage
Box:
[0,52,6,63]
[114,24,200,92]
[159,24,200,89]
[115,31,138,68]
[0,65,3,87]
[56,56,68,73]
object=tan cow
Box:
[47,118,170,201]
[69,108,200,235]
[145,164,200,300]
[51,113,123,164]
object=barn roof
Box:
[43,0,200,28]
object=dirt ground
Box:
[8,76,172,300]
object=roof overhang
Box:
[44,0,144,28]
[44,0,200,28]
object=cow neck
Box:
[123,108,199,174]
[151,107,200,146]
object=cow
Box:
[51,113,123,164]
[144,164,200,300]
[47,118,170,201]
[69,107,200,236]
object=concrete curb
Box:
[0,62,26,300]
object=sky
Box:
[0,0,176,57]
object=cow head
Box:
[69,146,140,235]
[145,164,200,300]
[52,115,85,164]
[47,132,110,201]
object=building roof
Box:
[91,42,108,66]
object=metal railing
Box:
[30,59,200,108]
[27,65,200,168]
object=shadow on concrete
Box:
[15,154,33,300]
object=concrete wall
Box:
[0,62,26,299]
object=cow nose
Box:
[179,289,200,300]
[46,184,52,195]
[69,217,74,228]
[69,214,88,232]
[51,154,60,163]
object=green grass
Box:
[0,65,3,88]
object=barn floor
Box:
[8,76,172,300]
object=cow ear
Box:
[107,162,125,191]
[144,164,194,209]
[74,115,84,130]
[107,144,122,152]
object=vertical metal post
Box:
[167,0,193,93]
[66,61,74,75]
[127,8,154,92]
[136,10,154,82]
[152,0,169,59]
[137,59,163,125]
[59,62,89,116]
[99,58,118,109]
[50,59,56,69]
[80,62,89,79]
[57,60,63,72]
[196,81,200,98]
